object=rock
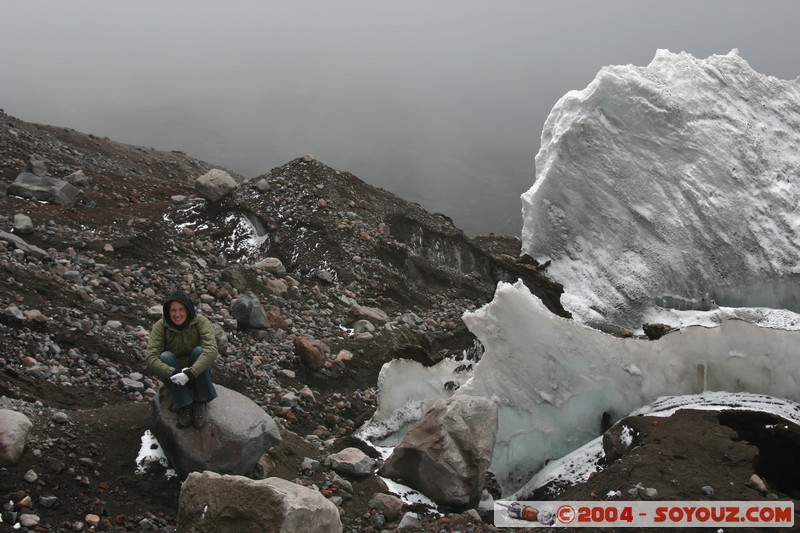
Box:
[368,493,403,521]
[264,278,289,298]
[327,447,375,477]
[642,487,659,499]
[195,169,237,202]
[25,154,48,176]
[121,377,145,391]
[254,257,286,277]
[292,334,329,371]
[347,304,389,326]
[211,322,229,355]
[0,230,50,259]
[230,290,269,329]
[602,422,640,464]
[352,319,375,334]
[151,385,281,478]
[64,169,91,187]
[19,513,40,528]
[747,473,768,494]
[398,512,421,529]
[7,172,78,206]
[51,412,69,424]
[0,410,32,467]
[3,305,25,322]
[379,395,498,508]
[315,269,334,283]
[177,472,342,533]
[642,323,673,340]
[221,266,247,291]
[13,213,34,235]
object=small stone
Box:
[747,473,767,493]
[24,470,38,483]
[398,512,421,529]
[38,495,59,508]
[700,485,715,496]
[19,513,40,528]
[51,411,69,424]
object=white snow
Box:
[135,430,176,479]
[520,49,800,330]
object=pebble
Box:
[51,412,69,424]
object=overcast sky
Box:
[2,0,798,236]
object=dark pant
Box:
[159,347,218,409]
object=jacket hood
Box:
[163,290,196,328]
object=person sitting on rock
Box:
[145,290,219,428]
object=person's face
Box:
[169,302,188,326]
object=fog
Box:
[1,0,798,236]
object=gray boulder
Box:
[25,154,48,176]
[64,169,91,187]
[0,409,32,467]
[151,384,281,478]
[195,169,237,202]
[7,172,78,206]
[347,304,389,326]
[254,257,287,277]
[178,472,342,533]
[221,266,247,291]
[13,213,34,235]
[327,447,375,477]
[230,290,269,329]
[0,230,50,260]
[379,395,498,508]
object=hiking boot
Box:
[192,402,207,429]
[177,405,192,428]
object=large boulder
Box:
[7,172,78,206]
[177,472,342,533]
[230,290,270,329]
[151,385,281,478]
[195,169,237,202]
[379,395,497,508]
[0,409,32,467]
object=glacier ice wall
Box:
[459,280,800,495]
[521,49,800,329]
[361,281,800,496]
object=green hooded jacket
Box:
[144,291,219,380]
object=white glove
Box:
[170,372,190,386]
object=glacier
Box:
[360,50,800,499]
[521,49,800,330]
